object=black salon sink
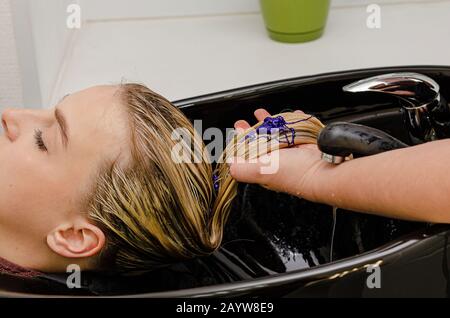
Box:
[1,66,449,297]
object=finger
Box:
[234,120,251,134]
[254,109,271,122]
[229,153,276,186]
[229,150,298,195]
[294,143,319,150]
[229,146,322,196]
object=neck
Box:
[0,226,68,273]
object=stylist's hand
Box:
[231,109,332,202]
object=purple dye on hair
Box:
[213,173,219,192]
[244,115,314,146]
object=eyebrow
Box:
[55,108,69,149]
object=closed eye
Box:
[34,129,47,152]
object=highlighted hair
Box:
[87,84,324,272]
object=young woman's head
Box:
[0,85,129,272]
[0,83,323,273]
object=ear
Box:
[46,219,105,259]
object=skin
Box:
[0,85,130,272]
[232,109,450,224]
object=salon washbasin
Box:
[1,66,449,297]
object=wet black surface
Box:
[76,186,424,295]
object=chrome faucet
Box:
[342,72,450,144]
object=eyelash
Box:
[34,129,47,152]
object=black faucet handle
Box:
[318,122,408,161]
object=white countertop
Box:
[53,0,450,103]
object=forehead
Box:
[58,85,131,162]
[62,85,121,115]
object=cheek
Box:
[0,148,68,231]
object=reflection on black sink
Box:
[1,66,449,297]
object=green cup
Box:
[260,0,331,43]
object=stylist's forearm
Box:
[315,139,450,223]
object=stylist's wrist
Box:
[300,159,340,204]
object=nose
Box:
[2,108,21,142]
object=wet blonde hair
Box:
[88,83,324,272]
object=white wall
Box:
[10,0,42,108]
[10,0,432,108]
[0,0,24,108]
[27,0,75,107]
[9,0,75,108]
[81,0,425,21]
